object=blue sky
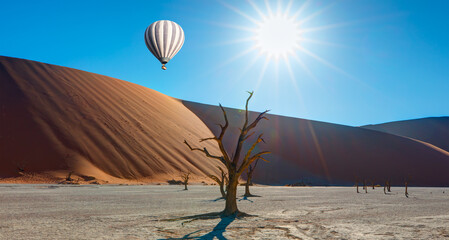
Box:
[1,0,448,126]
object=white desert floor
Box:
[0,185,448,240]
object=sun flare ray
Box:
[220,53,263,100]
[290,0,311,20]
[298,3,336,24]
[284,0,294,18]
[254,55,271,92]
[264,0,274,18]
[299,21,357,34]
[219,0,260,25]
[291,54,320,86]
[296,45,353,79]
[197,45,259,79]
[206,21,257,33]
[247,0,267,21]
[283,54,310,120]
[299,37,348,48]
[212,37,257,47]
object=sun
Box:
[215,0,352,86]
[255,15,301,58]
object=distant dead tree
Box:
[15,161,26,175]
[371,180,375,189]
[363,179,368,193]
[181,172,191,190]
[355,178,360,193]
[66,171,74,182]
[384,181,387,194]
[244,158,261,197]
[184,91,270,216]
[58,171,79,185]
[405,178,409,198]
[387,180,391,192]
[208,166,228,198]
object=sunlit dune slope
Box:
[0,56,222,182]
[362,117,449,152]
[182,101,449,186]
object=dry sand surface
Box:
[1,185,448,239]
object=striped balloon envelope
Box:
[144,20,185,70]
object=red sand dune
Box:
[182,101,449,186]
[0,56,223,183]
[1,56,448,186]
[362,117,449,152]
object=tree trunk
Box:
[363,179,367,193]
[184,182,188,190]
[405,181,408,198]
[244,170,253,197]
[356,181,359,193]
[223,174,239,216]
[244,180,251,196]
[219,181,226,198]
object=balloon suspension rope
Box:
[162,64,167,70]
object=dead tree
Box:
[244,158,261,197]
[66,171,74,181]
[363,179,368,193]
[387,180,391,192]
[184,91,270,216]
[16,161,26,175]
[181,172,190,190]
[208,166,228,198]
[383,181,387,194]
[405,178,409,198]
[371,180,375,189]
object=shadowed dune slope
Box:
[0,56,222,181]
[362,117,449,152]
[182,101,449,186]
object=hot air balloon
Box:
[144,20,185,70]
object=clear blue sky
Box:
[1,0,448,126]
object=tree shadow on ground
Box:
[159,212,253,240]
[238,196,253,203]
[204,197,225,202]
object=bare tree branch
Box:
[208,174,221,183]
[218,104,229,140]
[183,140,226,165]
[200,137,217,142]
[238,151,270,175]
[252,158,260,171]
[245,110,270,132]
[232,92,256,164]
[242,91,254,131]
[231,92,269,165]
[243,131,255,142]
[237,134,268,174]
[208,166,227,184]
